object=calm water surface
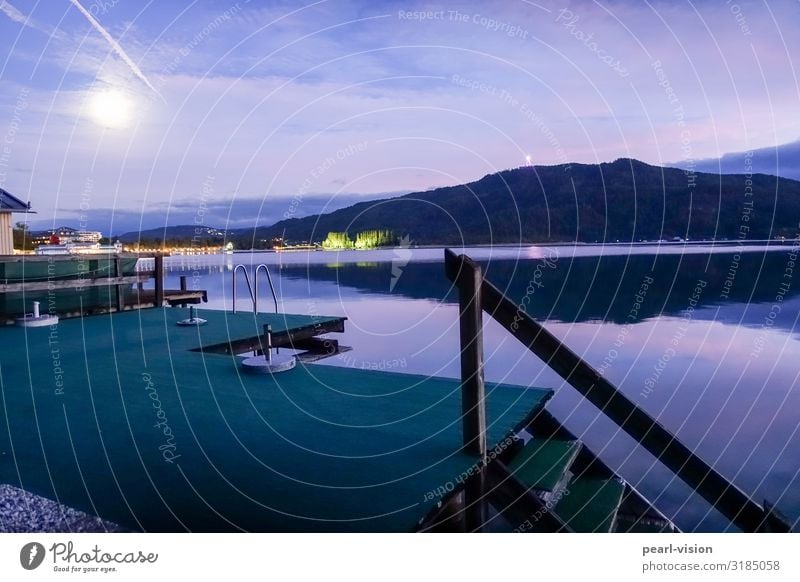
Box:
[157,244,800,531]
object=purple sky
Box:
[1,0,799,233]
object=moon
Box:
[88,89,131,129]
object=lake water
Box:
[156,243,800,532]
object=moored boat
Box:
[1,252,139,283]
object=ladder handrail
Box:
[232,263,279,314]
[254,263,279,313]
[444,248,791,533]
[231,264,255,314]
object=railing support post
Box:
[451,252,488,531]
[456,258,487,459]
[463,465,487,532]
[154,254,164,307]
[114,257,124,312]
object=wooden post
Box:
[154,254,164,307]
[464,467,487,533]
[456,257,487,458]
[114,258,124,312]
[179,275,188,307]
[452,252,487,532]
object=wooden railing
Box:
[444,248,791,532]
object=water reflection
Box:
[269,250,800,332]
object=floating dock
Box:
[0,307,545,532]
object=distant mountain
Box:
[238,158,800,245]
[116,225,226,243]
[676,139,800,181]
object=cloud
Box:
[27,191,409,235]
[0,0,27,24]
[0,0,53,34]
[671,138,800,182]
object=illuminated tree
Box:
[354,229,394,249]
[322,232,354,249]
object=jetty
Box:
[0,254,208,324]
[0,250,792,532]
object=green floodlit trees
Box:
[322,229,395,250]
[322,232,354,249]
[354,229,393,249]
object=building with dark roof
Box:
[0,187,34,255]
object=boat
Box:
[34,241,125,256]
[1,247,139,283]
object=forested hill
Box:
[244,158,800,245]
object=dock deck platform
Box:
[0,308,549,532]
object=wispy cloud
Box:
[67,0,163,100]
[33,192,408,234]
[1,0,28,24]
[0,0,52,34]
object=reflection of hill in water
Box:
[282,251,800,328]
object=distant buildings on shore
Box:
[30,226,104,245]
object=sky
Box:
[1,0,799,234]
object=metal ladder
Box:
[232,263,279,313]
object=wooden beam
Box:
[114,258,124,312]
[450,250,487,458]
[194,318,346,355]
[484,460,572,533]
[0,274,151,293]
[289,337,338,354]
[154,254,164,307]
[163,290,207,306]
[463,465,487,532]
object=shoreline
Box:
[225,238,798,254]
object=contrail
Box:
[67,0,163,100]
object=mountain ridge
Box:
[238,158,800,245]
[115,158,800,246]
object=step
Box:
[555,477,625,532]
[506,438,582,495]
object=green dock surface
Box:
[0,308,550,531]
[506,438,581,492]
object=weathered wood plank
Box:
[453,254,487,458]
[484,460,572,533]
[154,254,164,306]
[195,318,346,354]
[114,258,124,312]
